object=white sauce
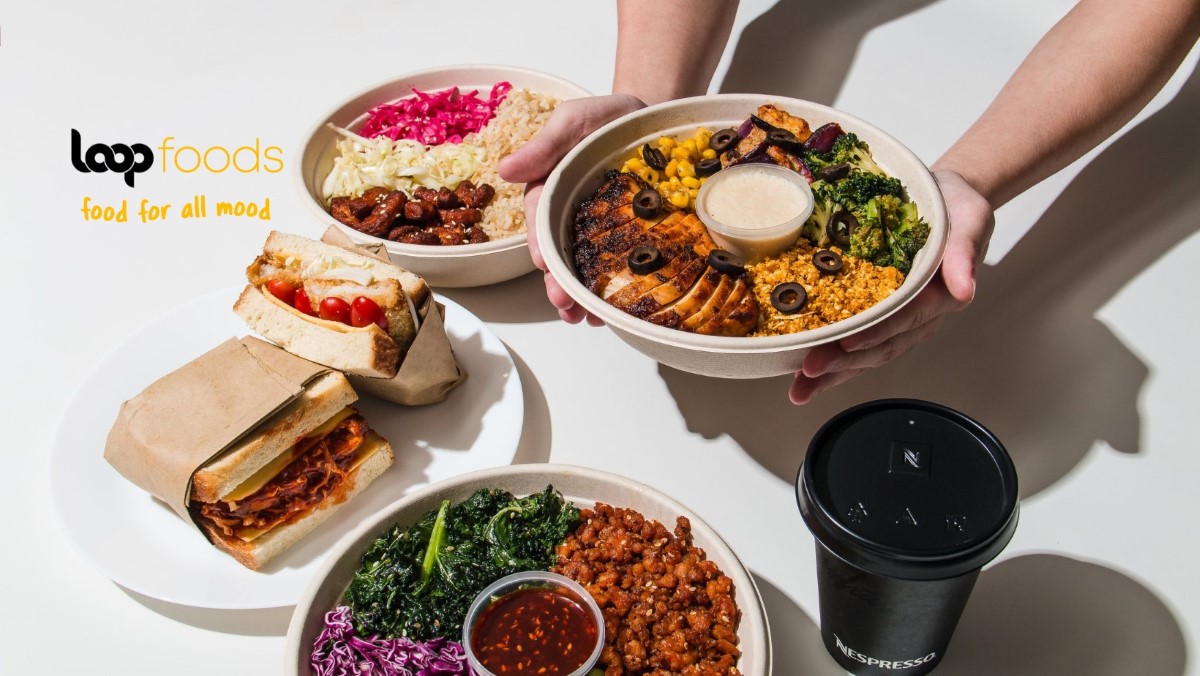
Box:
[701,166,810,230]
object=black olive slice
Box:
[642,143,668,171]
[816,163,850,182]
[812,249,844,274]
[695,157,721,176]
[770,282,808,314]
[710,128,740,154]
[827,210,858,248]
[766,128,802,151]
[706,249,745,276]
[628,246,666,275]
[750,115,777,133]
[632,188,663,219]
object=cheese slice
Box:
[233,431,388,542]
[220,407,357,502]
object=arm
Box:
[792,0,1200,404]
[501,0,738,323]
[613,0,739,103]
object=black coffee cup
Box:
[796,399,1019,675]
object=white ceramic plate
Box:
[50,288,523,609]
[286,464,771,675]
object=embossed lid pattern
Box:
[796,399,1019,580]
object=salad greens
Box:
[346,486,580,641]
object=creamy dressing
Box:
[700,166,810,230]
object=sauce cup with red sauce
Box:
[463,571,604,676]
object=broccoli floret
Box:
[849,198,889,266]
[835,170,904,206]
[802,180,838,247]
[830,132,888,176]
[883,200,930,274]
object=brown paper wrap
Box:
[318,227,467,405]
[103,337,331,526]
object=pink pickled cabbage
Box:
[311,606,474,676]
[360,82,512,146]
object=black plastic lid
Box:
[796,399,1019,580]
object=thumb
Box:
[933,170,994,306]
[499,95,644,184]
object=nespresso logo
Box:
[71,129,152,187]
[834,634,937,670]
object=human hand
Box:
[789,170,995,404]
[499,94,646,325]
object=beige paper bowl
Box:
[285,464,771,675]
[536,95,948,378]
[296,65,591,288]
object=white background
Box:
[2,1,1198,674]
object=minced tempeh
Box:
[747,240,904,336]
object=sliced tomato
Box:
[294,289,316,316]
[319,296,352,324]
[266,279,298,306]
[350,296,388,331]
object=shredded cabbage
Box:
[321,126,485,202]
[360,83,511,145]
[311,606,472,676]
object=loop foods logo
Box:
[71,129,283,223]
[71,129,152,187]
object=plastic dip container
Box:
[796,399,1019,675]
[463,571,604,676]
[695,163,814,264]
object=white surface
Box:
[2,1,1198,675]
[49,290,522,609]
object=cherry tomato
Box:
[266,279,298,306]
[351,296,388,331]
[319,297,352,324]
[294,289,316,316]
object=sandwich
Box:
[188,370,394,570]
[234,231,429,378]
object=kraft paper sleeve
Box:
[103,336,330,524]
[320,227,467,405]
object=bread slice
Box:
[197,432,395,570]
[190,371,356,503]
[257,230,429,309]
[234,285,401,378]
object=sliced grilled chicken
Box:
[757,104,812,142]
[572,171,759,336]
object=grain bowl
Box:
[297,65,591,287]
[536,95,948,378]
[286,464,771,675]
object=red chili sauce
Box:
[471,586,598,675]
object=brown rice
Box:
[747,240,904,336]
[464,88,559,240]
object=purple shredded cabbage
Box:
[311,606,475,676]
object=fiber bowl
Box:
[536,95,948,378]
[296,65,591,287]
[285,464,771,675]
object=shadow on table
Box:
[438,269,558,324]
[719,0,937,103]
[509,347,552,464]
[752,573,846,676]
[938,553,1187,675]
[119,586,292,636]
[661,65,1200,499]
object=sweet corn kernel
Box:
[670,192,689,209]
[677,161,696,179]
[658,136,676,150]
[637,167,653,182]
[701,148,718,160]
[681,176,701,189]
[665,158,679,178]
[682,140,697,156]
[671,147,690,161]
